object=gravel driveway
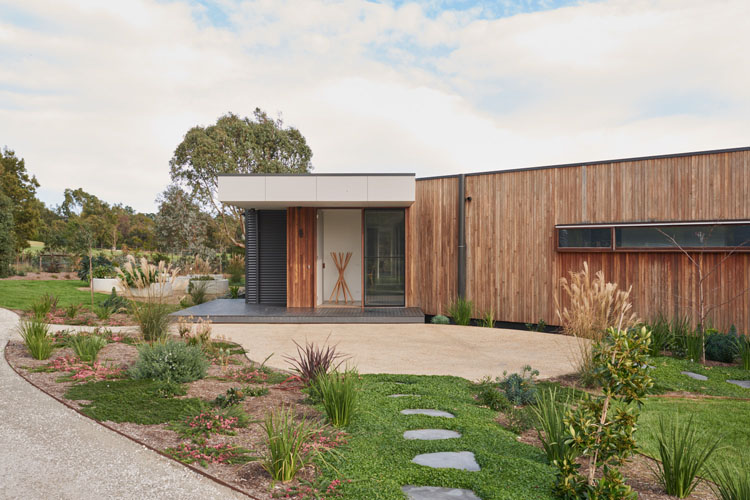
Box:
[212,323,581,380]
[0,308,245,500]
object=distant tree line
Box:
[0,108,312,278]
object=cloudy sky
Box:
[1,0,749,212]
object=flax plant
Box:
[116,255,178,342]
[262,407,315,482]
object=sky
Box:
[1,0,749,213]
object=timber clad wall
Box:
[287,207,316,308]
[407,177,459,314]
[414,149,750,332]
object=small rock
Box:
[402,485,481,500]
[681,371,708,381]
[412,451,480,471]
[401,409,455,418]
[403,429,461,440]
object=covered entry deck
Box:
[171,299,425,324]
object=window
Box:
[556,221,750,252]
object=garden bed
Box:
[5,333,343,500]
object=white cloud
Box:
[0,0,748,212]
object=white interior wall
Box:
[321,209,362,302]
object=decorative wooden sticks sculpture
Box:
[329,251,353,304]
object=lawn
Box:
[0,279,107,311]
[648,356,750,398]
[638,397,750,470]
[317,374,556,500]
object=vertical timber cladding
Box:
[408,177,460,315]
[244,209,259,304]
[257,210,288,306]
[458,149,750,332]
[286,207,316,307]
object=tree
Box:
[155,185,211,255]
[0,190,15,277]
[0,148,41,251]
[169,109,313,248]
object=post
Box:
[457,174,466,299]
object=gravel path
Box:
[0,308,246,500]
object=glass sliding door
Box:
[364,209,405,306]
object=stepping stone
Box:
[727,379,750,389]
[681,371,708,381]
[401,409,455,418]
[402,485,481,500]
[404,429,461,440]
[412,451,480,471]
[389,394,420,398]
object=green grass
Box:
[0,280,106,311]
[315,374,556,500]
[65,379,203,424]
[638,397,750,471]
[648,356,750,398]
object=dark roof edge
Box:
[416,145,750,181]
[218,173,415,177]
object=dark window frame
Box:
[555,220,750,253]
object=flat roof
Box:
[219,174,415,209]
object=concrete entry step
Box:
[404,429,461,440]
[402,485,481,499]
[401,409,455,418]
[412,451,480,471]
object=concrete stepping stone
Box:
[404,429,461,440]
[412,451,480,471]
[401,409,454,418]
[389,394,420,398]
[402,485,480,500]
[681,371,708,381]
[727,379,750,389]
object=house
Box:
[217,146,750,331]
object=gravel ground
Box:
[0,307,247,500]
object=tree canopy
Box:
[169,109,313,248]
[0,148,41,251]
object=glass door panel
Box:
[364,209,405,306]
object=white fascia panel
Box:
[367,176,415,203]
[265,176,317,202]
[316,176,368,202]
[218,176,266,204]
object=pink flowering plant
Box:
[50,355,124,382]
[165,442,256,467]
[170,404,251,442]
[273,478,352,500]
[219,366,269,384]
[300,429,348,456]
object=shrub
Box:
[555,324,653,500]
[525,319,548,332]
[316,369,359,427]
[430,314,449,325]
[262,407,315,482]
[531,387,578,466]
[188,279,209,305]
[651,415,721,498]
[93,304,114,320]
[229,285,240,299]
[446,297,473,326]
[213,387,247,408]
[101,288,129,312]
[737,335,750,370]
[68,334,108,363]
[65,303,83,319]
[499,365,539,406]
[18,318,53,360]
[505,406,536,434]
[555,262,638,384]
[78,254,114,283]
[227,254,244,284]
[129,341,208,383]
[705,327,739,363]
[647,312,673,356]
[710,459,750,500]
[137,302,171,342]
[284,338,348,384]
[480,309,495,328]
[475,377,511,411]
